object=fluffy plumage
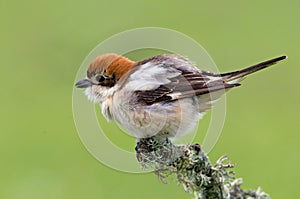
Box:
[76,53,286,139]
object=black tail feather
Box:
[221,55,287,82]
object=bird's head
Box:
[75,53,136,102]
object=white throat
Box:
[84,85,118,121]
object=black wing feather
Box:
[132,54,286,106]
[133,67,238,106]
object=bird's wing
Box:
[124,54,239,106]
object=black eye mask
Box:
[97,74,116,87]
[96,75,105,82]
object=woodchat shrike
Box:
[75,54,286,139]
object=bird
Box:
[75,53,287,140]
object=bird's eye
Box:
[96,75,105,82]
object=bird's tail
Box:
[221,55,287,84]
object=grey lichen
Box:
[135,136,270,199]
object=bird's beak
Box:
[75,78,93,88]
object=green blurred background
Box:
[1,0,299,198]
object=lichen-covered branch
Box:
[135,136,270,199]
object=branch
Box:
[135,136,270,199]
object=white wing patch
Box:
[125,62,181,91]
[168,92,182,99]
